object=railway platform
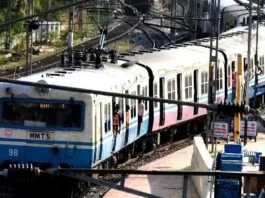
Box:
[103,145,199,198]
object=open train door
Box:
[93,103,103,163]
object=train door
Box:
[125,90,129,144]
[159,77,165,126]
[193,70,198,115]
[137,85,141,136]
[177,73,182,120]
[93,103,103,163]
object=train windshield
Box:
[0,99,84,131]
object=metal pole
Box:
[30,0,34,75]
[47,0,51,44]
[5,0,12,51]
[211,0,220,152]
[253,0,259,109]
[194,0,198,39]
[68,0,74,51]
[244,0,253,146]
[171,0,177,41]
[25,25,30,76]
[206,0,214,149]
[234,54,243,143]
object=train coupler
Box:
[0,163,41,182]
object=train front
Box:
[0,79,93,193]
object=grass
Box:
[113,40,135,53]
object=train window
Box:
[216,68,223,90]
[153,82,158,108]
[167,78,176,100]
[142,86,148,111]
[1,99,84,131]
[104,103,111,133]
[260,56,264,75]
[185,74,192,99]
[227,65,231,87]
[201,71,208,95]
[130,91,137,119]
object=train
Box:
[1,19,265,198]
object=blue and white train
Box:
[0,23,265,197]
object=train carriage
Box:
[0,22,265,197]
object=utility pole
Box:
[68,0,74,52]
[5,0,12,51]
[26,0,34,76]
[30,0,34,75]
[253,0,260,109]
[244,0,253,146]
[194,0,198,39]
[206,0,220,150]
[171,0,176,41]
[46,0,52,43]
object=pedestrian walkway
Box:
[104,145,199,198]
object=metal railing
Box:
[46,168,265,198]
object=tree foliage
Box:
[0,0,67,34]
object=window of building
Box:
[201,71,208,95]
[167,78,176,100]
[104,103,111,133]
[185,74,192,99]
[154,83,158,108]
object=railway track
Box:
[125,21,172,49]
[0,16,141,79]
[137,22,172,48]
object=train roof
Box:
[219,0,258,19]
[122,23,265,71]
[122,46,211,74]
[7,60,148,97]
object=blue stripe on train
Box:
[0,138,93,146]
[0,144,93,168]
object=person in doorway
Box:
[112,108,120,152]
[115,104,121,129]
[232,66,236,101]
[258,186,265,198]
[137,100,145,135]
[125,105,130,144]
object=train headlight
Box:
[34,80,50,96]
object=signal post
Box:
[234,54,242,143]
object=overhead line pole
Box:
[171,0,177,41]
[244,0,253,146]
[206,0,220,150]
[253,0,260,109]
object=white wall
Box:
[191,137,214,198]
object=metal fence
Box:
[53,168,265,198]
